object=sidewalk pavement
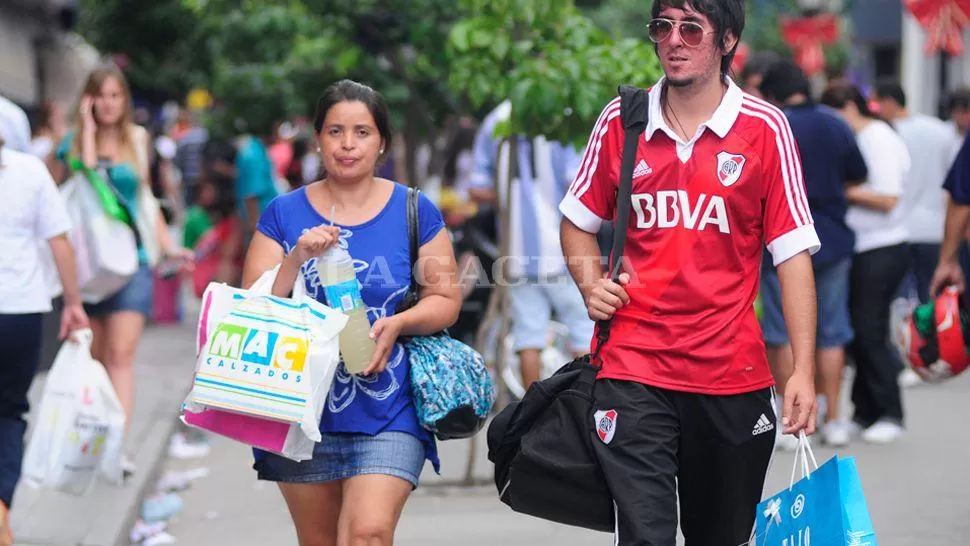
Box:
[9,321,198,546]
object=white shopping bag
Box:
[58,174,139,304]
[22,329,126,495]
[182,266,347,457]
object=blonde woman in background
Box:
[55,65,193,475]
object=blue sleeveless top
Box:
[255,183,445,471]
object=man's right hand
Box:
[930,259,965,297]
[585,273,631,321]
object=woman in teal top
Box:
[56,65,193,477]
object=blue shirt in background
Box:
[236,136,279,223]
[783,103,868,266]
[255,183,446,471]
[944,131,970,205]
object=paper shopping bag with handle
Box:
[182,265,347,461]
[753,432,878,545]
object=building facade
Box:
[0,0,99,113]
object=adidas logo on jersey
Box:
[633,159,653,179]
[752,413,774,436]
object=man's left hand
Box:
[782,370,817,436]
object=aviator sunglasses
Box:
[647,18,713,47]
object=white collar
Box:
[645,75,743,141]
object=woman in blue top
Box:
[241,80,461,544]
[55,66,193,476]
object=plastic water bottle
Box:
[317,246,376,374]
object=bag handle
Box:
[788,431,819,489]
[587,85,649,371]
[406,186,420,295]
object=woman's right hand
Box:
[79,95,95,132]
[291,225,341,263]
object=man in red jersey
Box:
[559,1,820,544]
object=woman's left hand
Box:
[362,315,405,376]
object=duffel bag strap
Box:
[589,85,650,369]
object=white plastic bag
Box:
[181,266,347,460]
[21,329,126,495]
[58,174,139,303]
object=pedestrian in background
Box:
[0,135,89,546]
[758,60,868,449]
[822,82,911,444]
[55,65,193,475]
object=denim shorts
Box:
[760,258,854,348]
[83,264,154,318]
[509,274,594,353]
[253,431,426,488]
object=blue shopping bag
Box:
[754,433,877,546]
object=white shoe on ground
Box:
[862,420,904,444]
[898,367,923,388]
[821,420,851,447]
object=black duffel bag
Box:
[485,83,649,533]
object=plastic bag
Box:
[21,329,126,495]
[181,265,347,461]
[58,173,139,303]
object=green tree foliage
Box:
[447,0,663,149]
[77,0,205,101]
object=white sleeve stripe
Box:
[571,99,619,195]
[570,99,622,198]
[574,107,621,198]
[742,98,811,224]
[739,105,807,227]
[743,97,813,224]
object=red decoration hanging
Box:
[780,13,840,77]
[905,0,970,56]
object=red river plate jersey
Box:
[559,77,820,395]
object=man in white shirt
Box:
[0,95,31,154]
[469,100,594,390]
[874,80,953,304]
[0,135,88,545]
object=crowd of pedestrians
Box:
[1,0,969,543]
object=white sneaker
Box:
[898,367,923,388]
[821,420,851,447]
[861,420,904,444]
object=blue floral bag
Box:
[397,188,497,440]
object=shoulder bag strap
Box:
[588,85,650,368]
[406,186,420,295]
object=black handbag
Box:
[485,84,649,533]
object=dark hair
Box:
[313,79,392,166]
[758,60,811,104]
[874,79,906,108]
[820,83,877,119]
[947,87,970,113]
[651,0,746,75]
[742,50,782,82]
